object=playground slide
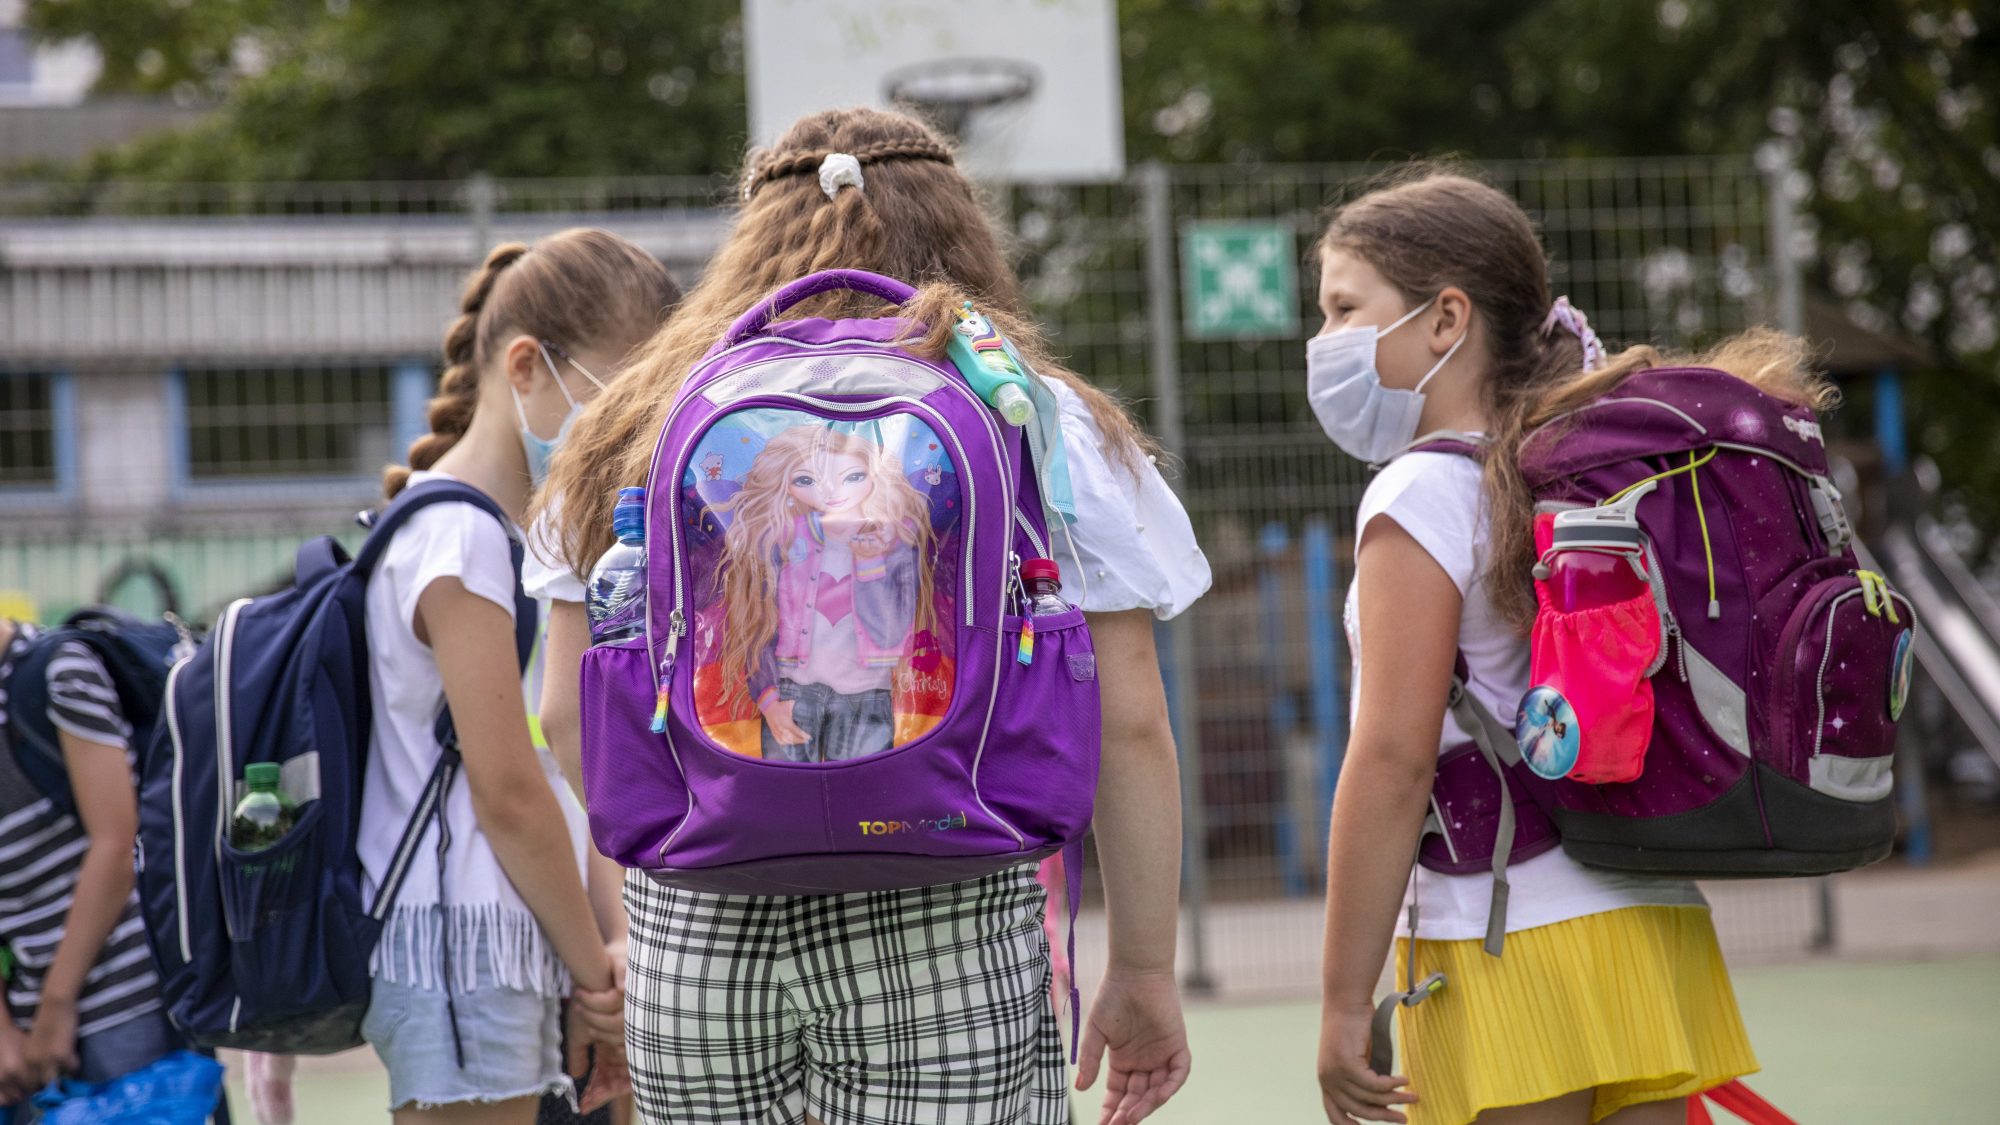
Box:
[1861,519,2000,772]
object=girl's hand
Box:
[0,1019,33,1105]
[23,996,79,1090]
[1317,1000,1417,1124]
[1075,968,1192,1125]
[570,979,627,1051]
[760,698,810,745]
[568,1026,632,1114]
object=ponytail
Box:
[383,242,528,499]
[1483,336,1663,632]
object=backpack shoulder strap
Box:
[353,480,515,577]
[361,479,536,934]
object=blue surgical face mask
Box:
[1304,296,1465,464]
[513,341,605,484]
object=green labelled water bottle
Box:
[231,762,295,852]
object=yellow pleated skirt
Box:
[1393,905,1758,1125]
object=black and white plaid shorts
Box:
[623,866,1069,1125]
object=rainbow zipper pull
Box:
[1017,618,1036,666]
[650,679,671,732]
[651,614,684,733]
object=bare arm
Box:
[27,731,141,1080]
[1318,517,1458,1124]
[540,599,590,801]
[1086,610,1182,974]
[1074,608,1191,1125]
[420,579,611,992]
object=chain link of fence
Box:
[3,157,1827,992]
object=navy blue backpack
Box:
[136,480,534,1053]
[3,607,196,815]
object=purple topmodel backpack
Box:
[577,270,1098,907]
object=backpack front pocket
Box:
[1767,572,1910,798]
[217,798,324,943]
[976,609,1101,853]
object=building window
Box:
[0,372,61,489]
[181,365,398,482]
[0,30,33,91]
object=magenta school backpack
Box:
[1370,368,1914,1072]
[577,268,1097,911]
[1417,367,1913,924]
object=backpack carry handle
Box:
[721,269,920,348]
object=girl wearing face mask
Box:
[1307,173,1815,1125]
[352,229,676,1123]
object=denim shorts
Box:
[76,1008,182,1085]
[362,971,568,1111]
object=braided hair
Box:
[383,228,680,498]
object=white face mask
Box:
[513,341,605,484]
[1305,296,1465,464]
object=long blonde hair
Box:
[1318,168,1837,631]
[385,228,680,498]
[705,426,939,710]
[543,106,1157,576]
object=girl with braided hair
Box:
[356,228,676,1123]
[535,107,1205,1125]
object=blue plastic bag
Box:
[25,1050,224,1125]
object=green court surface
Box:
[243,956,1999,1123]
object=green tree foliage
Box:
[26,0,2000,531]
[27,0,747,180]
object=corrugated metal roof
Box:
[0,210,728,360]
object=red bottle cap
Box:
[1020,558,1061,584]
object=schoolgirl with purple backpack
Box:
[533,106,1208,1125]
[1310,171,1909,1125]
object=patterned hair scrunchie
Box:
[1542,295,1606,372]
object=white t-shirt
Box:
[1345,451,1704,941]
[1046,379,1211,618]
[359,471,583,996]
[523,379,1213,621]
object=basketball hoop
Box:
[883,57,1040,143]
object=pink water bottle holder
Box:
[1522,489,1663,784]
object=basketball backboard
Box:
[742,0,1126,183]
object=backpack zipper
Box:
[1014,509,1049,559]
[162,655,194,962]
[213,599,248,868]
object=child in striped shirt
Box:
[0,618,174,1110]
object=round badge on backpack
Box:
[1516,686,1581,780]
[1888,629,1914,722]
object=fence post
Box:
[1761,145,1804,338]
[1765,146,1852,947]
[1140,161,1214,994]
[468,172,496,261]
[1258,523,1306,897]
[1303,519,1344,872]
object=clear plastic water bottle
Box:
[587,486,648,646]
[1021,558,1067,616]
[231,762,295,852]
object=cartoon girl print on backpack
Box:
[685,410,962,760]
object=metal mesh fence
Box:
[2,157,1825,993]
